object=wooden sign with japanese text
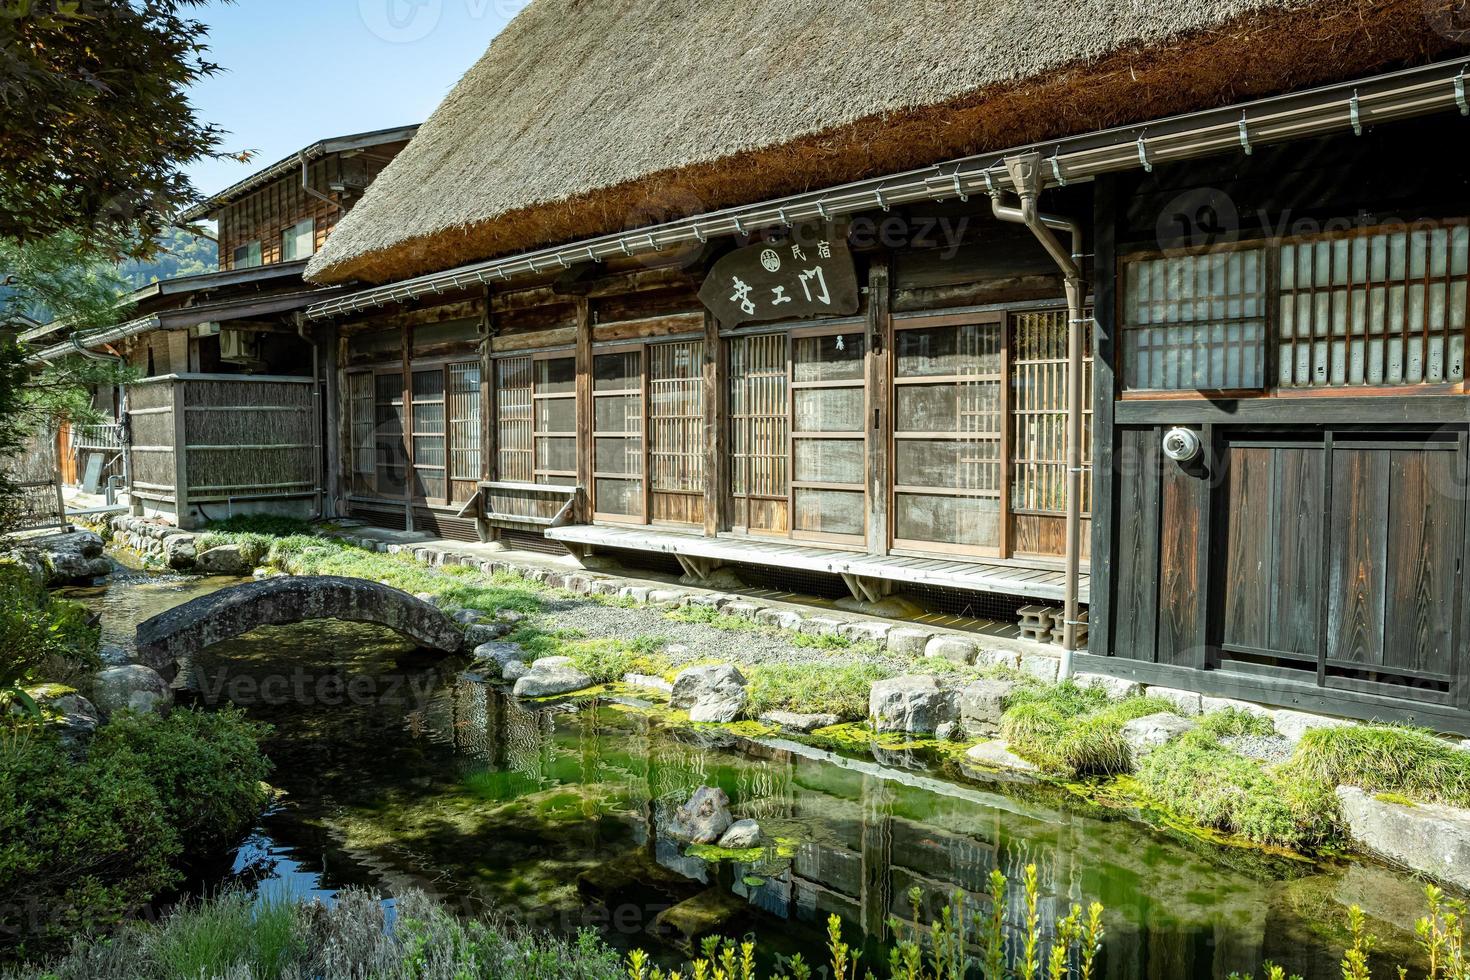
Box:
[698,230,859,326]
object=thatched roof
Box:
[306,0,1462,286]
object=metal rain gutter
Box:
[306,57,1470,321]
[25,315,161,366]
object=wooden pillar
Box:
[574,296,593,523]
[1089,174,1120,658]
[702,310,724,536]
[401,325,414,532]
[171,378,191,528]
[321,322,341,520]
[865,256,892,555]
[480,288,497,482]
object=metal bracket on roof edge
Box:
[1238,114,1252,155]
[1350,90,1363,136]
[1457,69,1468,116]
[1049,151,1067,187]
[1136,132,1153,172]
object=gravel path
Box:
[535,593,912,673]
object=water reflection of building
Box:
[418,683,1325,977]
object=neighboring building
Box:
[24,125,418,525]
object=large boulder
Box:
[27,530,111,584]
[91,664,172,717]
[196,544,252,576]
[1120,712,1196,760]
[958,678,1018,736]
[671,664,748,723]
[886,627,934,658]
[512,656,595,698]
[472,641,526,672]
[666,786,733,844]
[869,675,956,734]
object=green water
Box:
[71,566,1437,978]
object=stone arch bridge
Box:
[135,575,464,676]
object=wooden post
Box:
[320,322,339,520]
[171,378,191,528]
[401,325,413,532]
[702,310,723,537]
[865,256,892,555]
[1089,174,1119,657]
[480,288,496,482]
[574,296,593,523]
[334,331,351,515]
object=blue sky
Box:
[184,0,522,196]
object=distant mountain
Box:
[116,226,218,290]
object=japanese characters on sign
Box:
[697,226,860,326]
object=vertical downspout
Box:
[990,153,1087,675]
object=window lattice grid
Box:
[410,368,446,500]
[729,333,789,499]
[1011,309,1094,516]
[1123,248,1267,390]
[1278,224,1469,387]
[373,372,405,496]
[447,362,481,483]
[592,349,644,518]
[348,372,374,480]
[495,356,533,484]
[648,340,705,493]
[533,356,577,484]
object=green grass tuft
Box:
[1000,684,1176,777]
[744,660,896,720]
[1280,724,1470,808]
[1198,707,1276,740]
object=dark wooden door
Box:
[1216,429,1466,702]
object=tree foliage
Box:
[0,0,242,260]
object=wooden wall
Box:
[1089,118,1470,730]
[217,143,409,270]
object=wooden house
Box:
[291,0,1470,729]
[24,126,417,526]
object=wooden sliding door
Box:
[790,327,867,543]
[591,346,644,522]
[648,339,705,526]
[891,315,1004,555]
[729,333,790,535]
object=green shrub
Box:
[0,561,100,690]
[745,660,895,720]
[0,730,181,957]
[90,707,271,860]
[1280,723,1470,807]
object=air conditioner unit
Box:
[194,321,220,338]
[219,328,259,364]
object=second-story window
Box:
[232,241,262,269]
[282,219,315,261]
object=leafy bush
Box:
[0,708,270,959]
[745,660,895,720]
[0,730,181,957]
[1280,723,1470,807]
[90,707,271,860]
[0,560,100,690]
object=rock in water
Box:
[196,544,252,576]
[718,819,762,849]
[667,786,733,844]
[958,678,1018,736]
[670,664,748,723]
[91,665,172,717]
[869,675,956,734]
[512,657,595,697]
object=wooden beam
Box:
[1090,173,1119,657]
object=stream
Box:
[58,559,1437,978]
